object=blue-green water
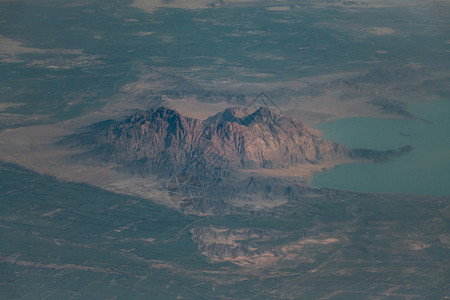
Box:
[312,100,450,196]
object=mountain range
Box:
[61,106,412,181]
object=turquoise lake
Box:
[311,100,450,196]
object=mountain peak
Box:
[205,106,254,125]
[241,106,279,125]
[206,106,281,127]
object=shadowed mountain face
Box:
[62,106,411,178]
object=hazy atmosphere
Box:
[0,0,449,299]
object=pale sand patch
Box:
[0,57,24,63]
[266,6,292,11]
[247,52,285,61]
[0,35,43,56]
[131,0,212,12]
[194,226,280,267]
[0,35,82,56]
[141,238,156,242]
[0,103,24,112]
[289,91,389,122]
[0,113,50,127]
[2,256,120,274]
[134,31,155,36]
[297,238,340,245]
[315,0,422,9]
[228,193,288,210]
[41,208,62,218]
[241,157,368,184]
[53,239,64,246]
[369,27,395,35]
[240,71,277,78]
[131,0,260,13]
[0,35,83,63]
[165,98,235,120]
[158,35,175,43]
[221,253,279,268]
[227,237,341,267]
[409,242,431,250]
[280,237,340,262]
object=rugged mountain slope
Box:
[202,106,346,169]
[62,106,411,178]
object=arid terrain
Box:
[0,0,449,298]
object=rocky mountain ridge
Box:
[62,106,412,180]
